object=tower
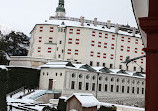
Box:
[56,0,66,17]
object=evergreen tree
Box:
[3,31,29,56]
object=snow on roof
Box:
[39,19,141,38]
[0,65,7,70]
[59,96,67,100]
[40,62,89,71]
[92,67,104,72]
[66,93,99,107]
[40,62,145,78]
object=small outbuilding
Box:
[65,93,99,111]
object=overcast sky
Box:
[0,0,136,36]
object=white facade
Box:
[39,62,145,106]
[28,17,146,72]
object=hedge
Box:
[0,68,7,111]
[7,67,40,93]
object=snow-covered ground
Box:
[7,90,53,111]
[7,90,145,111]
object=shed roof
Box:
[66,93,99,107]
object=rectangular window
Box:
[105,34,108,39]
[97,52,101,58]
[119,65,122,69]
[99,84,102,91]
[92,31,95,36]
[103,53,106,58]
[104,43,107,48]
[71,81,75,89]
[40,26,43,32]
[39,37,42,42]
[37,47,41,52]
[49,37,53,43]
[68,38,72,44]
[141,59,144,64]
[120,56,123,61]
[137,87,139,94]
[97,62,100,66]
[135,48,138,53]
[90,51,94,57]
[111,85,113,92]
[67,49,71,54]
[59,41,62,44]
[120,45,124,51]
[110,64,113,68]
[111,44,114,49]
[116,85,119,92]
[105,84,108,91]
[122,86,124,93]
[90,61,93,66]
[127,46,130,52]
[98,42,101,47]
[48,47,52,53]
[76,29,80,34]
[141,49,144,55]
[76,39,79,44]
[103,63,105,67]
[112,35,115,40]
[135,39,138,44]
[142,88,144,94]
[134,67,136,71]
[92,83,95,91]
[99,32,102,37]
[69,29,73,34]
[128,38,131,43]
[121,37,124,41]
[132,87,135,94]
[110,54,114,59]
[79,82,82,90]
[127,86,130,93]
[50,27,54,32]
[86,83,89,90]
[75,50,78,55]
[91,41,95,46]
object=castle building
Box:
[39,61,145,105]
[9,0,146,106]
[23,0,146,72]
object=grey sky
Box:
[0,0,136,36]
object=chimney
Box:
[115,23,119,33]
[80,16,85,26]
[132,27,136,36]
[107,20,111,29]
[94,18,97,26]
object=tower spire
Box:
[56,0,66,17]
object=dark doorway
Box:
[48,79,53,90]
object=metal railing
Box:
[49,16,139,32]
[7,86,25,97]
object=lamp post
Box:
[131,0,158,110]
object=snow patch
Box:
[0,24,12,35]
[0,65,7,70]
